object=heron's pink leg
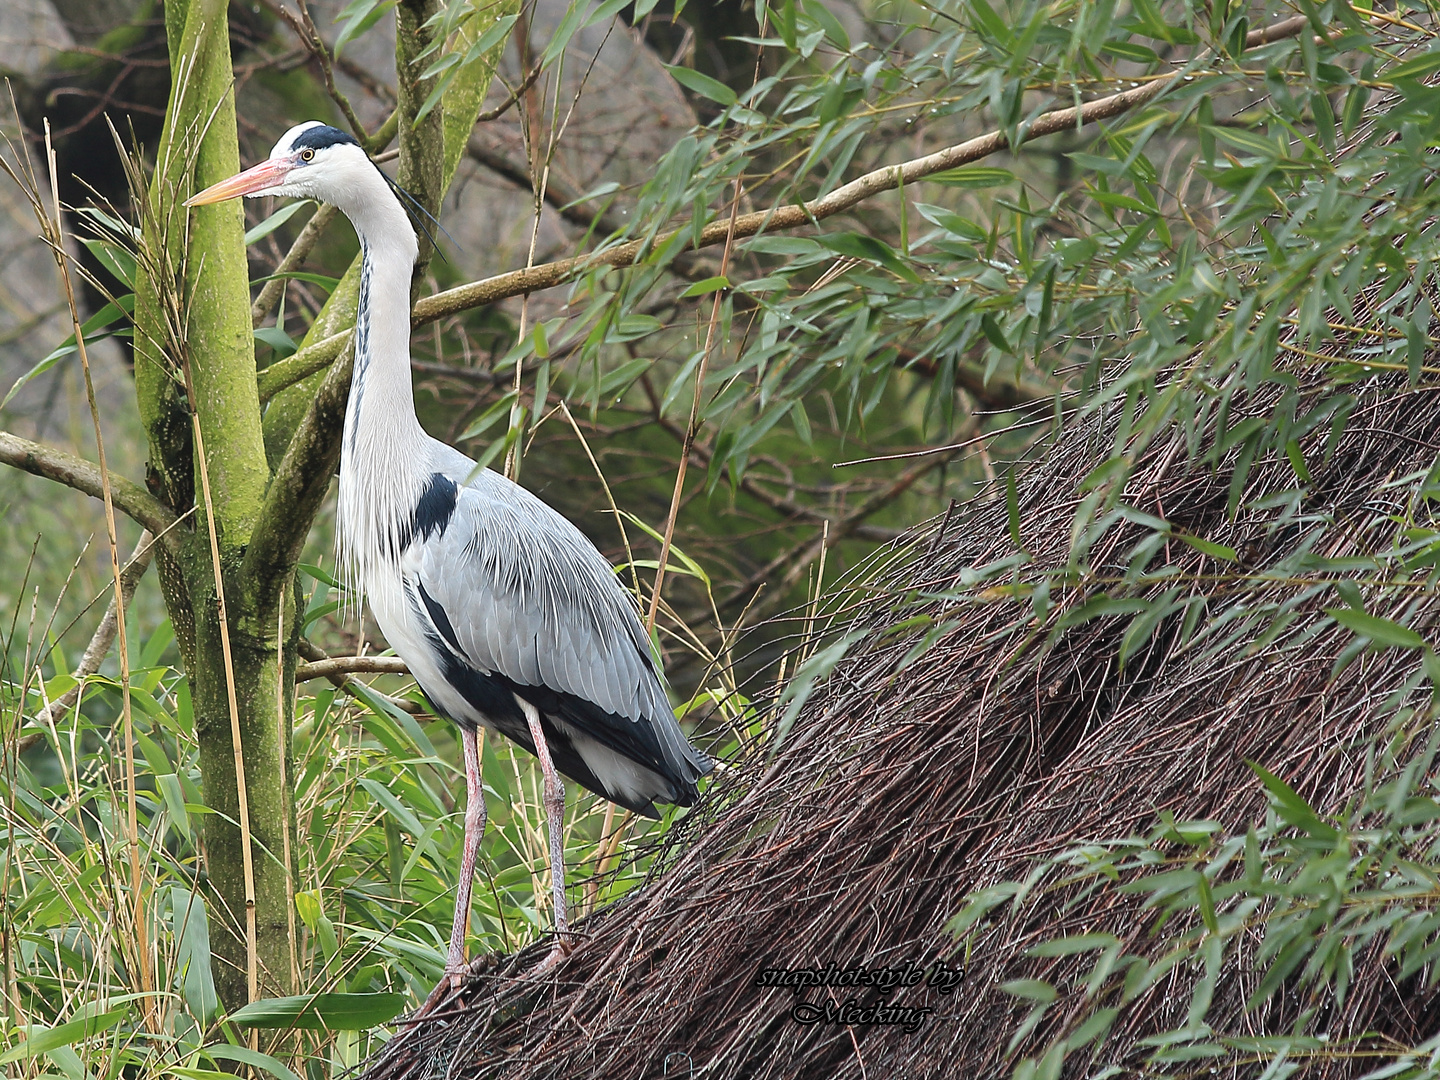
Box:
[412,726,486,1020]
[448,725,487,984]
[517,698,570,969]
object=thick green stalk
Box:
[132,0,298,1008]
[397,0,444,276]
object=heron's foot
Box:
[527,937,573,978]
[404,966,469,1027]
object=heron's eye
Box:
[300,148,315,162]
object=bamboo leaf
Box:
[678,275,730,298]
[664,64,739,106]
[1000,979,1056,1003]
[203,1047,304,1080]
[924,166,1015,188]
[0,1009,127,1064]
[244,200,312,246]
[170,886,220,1021]
[2,294,136,409]
[1325,608,1426,650]
[227,993,406,1030]
[334,0,397,58]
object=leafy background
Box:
[6,0,1440,1075]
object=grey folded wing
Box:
[409,475,711,795]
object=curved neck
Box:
[335,180,429,592]
[343,178,423,456]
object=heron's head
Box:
[187,121,374,210]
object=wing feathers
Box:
[409,469,711,799]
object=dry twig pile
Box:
[362,351,1440,1077]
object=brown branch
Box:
[411,359,499,384]
[408,16,1309,329]
[259,0,370,142]
[296,640,425,713]
[478,60,543,124]
[0,430,178,542]
[297,656,411,680]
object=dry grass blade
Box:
[38,118,153,1028]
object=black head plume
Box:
[377,168,455,265]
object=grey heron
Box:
[188,121,713,1004]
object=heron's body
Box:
[351,445,705,814]
[338,214,705,816]
[189,122,710,1001]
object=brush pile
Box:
[360,335,1440,1079]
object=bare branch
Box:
[409,17,1309,328]
[259,0,371,142]
[0,430,179,542]
[296,639,424,713]
[297,655,410,680]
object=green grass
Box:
[0,563,744,1079]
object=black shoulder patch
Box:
[410,473,458,545]
[416,579,464,657]
[292,124,359,151]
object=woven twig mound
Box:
[362,364,1440,1080]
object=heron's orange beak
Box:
[185,158,293,207]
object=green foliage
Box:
[0,567,707,1077]
[14,0,1440,1070]
[946,730,1440,1078]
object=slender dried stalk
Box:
[183,366,260,1006]
[644,16,766,634]
[42,121,153,1028]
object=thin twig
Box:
[182,362,260,1005]
[724,446,965,612]
[43,120,153,1027]
[408,16,1310,330]
[261,0,371,141]
[479,60,544,124]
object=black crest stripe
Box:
[292,124,359,150]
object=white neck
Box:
[335,171,429,592]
